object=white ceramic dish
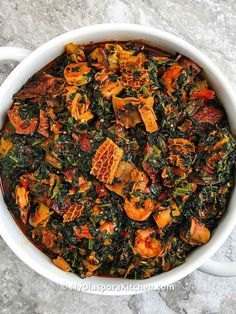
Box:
[0,24,236,296]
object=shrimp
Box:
[99,221,116,234]
[64,62,92,86]
[133,228,163,259]
[74,225,94,239]
[15,185,30,224]
[123,196,154,221]
[65,42,86,62]
[8,106,38,135]
[89,47,107,68]
[162,64,182,93]
[130,169,149,193]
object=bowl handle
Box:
[198,259,236,277]
[0,46,31,62]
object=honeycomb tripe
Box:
[91,138,124,184]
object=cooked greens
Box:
[0,41,235,279]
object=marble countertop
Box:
[0,0,235,313]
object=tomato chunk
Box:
[191,89,215,100]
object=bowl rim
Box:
[0,23,236,295]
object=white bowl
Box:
[0,24,236,295]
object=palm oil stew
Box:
[0,41,235,279]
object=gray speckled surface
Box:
[0,0,236,313]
